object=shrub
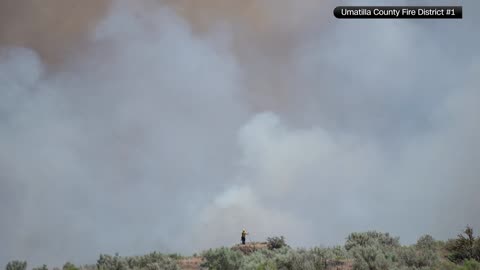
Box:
[261,246,348,270]
[345,231,402,270]
[240,250,275,270]
[272,248,309,270]
[475,241,480,261]
[285,249,317,270]
[144,261,179,270]
[63,262,79,270]
[345,231,400,251]
[6,261,27,270]
[416,235,437,251]
[140,253,180,270]
[441,259,480,270]
[255,261,277,270]
[97,252,179,270]
[446,226,480,263]
[201,247,244,270]
[350,244,398,270]
[459,260,480,270]
[397,245,438,269]
[266,236,288,250]
[329,245,351,260]
[166,254,182,260]
[436,260,460,270]
[32,265,48,270]
[411,234,440,268]
[397,246,417,268]
[78,265,96,270]
[310,246,350,269]
[97,254,128,270]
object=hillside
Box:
[177,242,353,270]
[5,228,480,270]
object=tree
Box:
[266,236,288,250]
[446,226,480,263]
[6,261,27,270]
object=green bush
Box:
[201,247,244,270]
[255,246,348,270]
[97,254,128,270]
[345,231,401,270]
[397,245,438,269]
[310,246,350,269]
[345,231,400,251]
[239,250,275,270]
[32,265,48,270]
[288,249,318,270]
[266,236,288,250]
[329,245,351,260]
[416,235,437,251]
[441,260,480,270]
[344,231,445,270]
[6,261,27,270]
[235,246,346,270]
[459,260,480,270]
[411,234,440,268]
[78,265,96,270]
[63,263,79,270]
[350,244,398,270]
[255,261,277,270]
[96,252,179,270]
[270,248,303,270]
[437,260,461,270]
[446,227,480,263]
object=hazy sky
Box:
[1,0,479,267]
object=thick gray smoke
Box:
[1,0,479,267]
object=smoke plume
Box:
[1,0,479,267]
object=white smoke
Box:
[1,0,479,267]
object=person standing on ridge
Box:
[241,228,248,245]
